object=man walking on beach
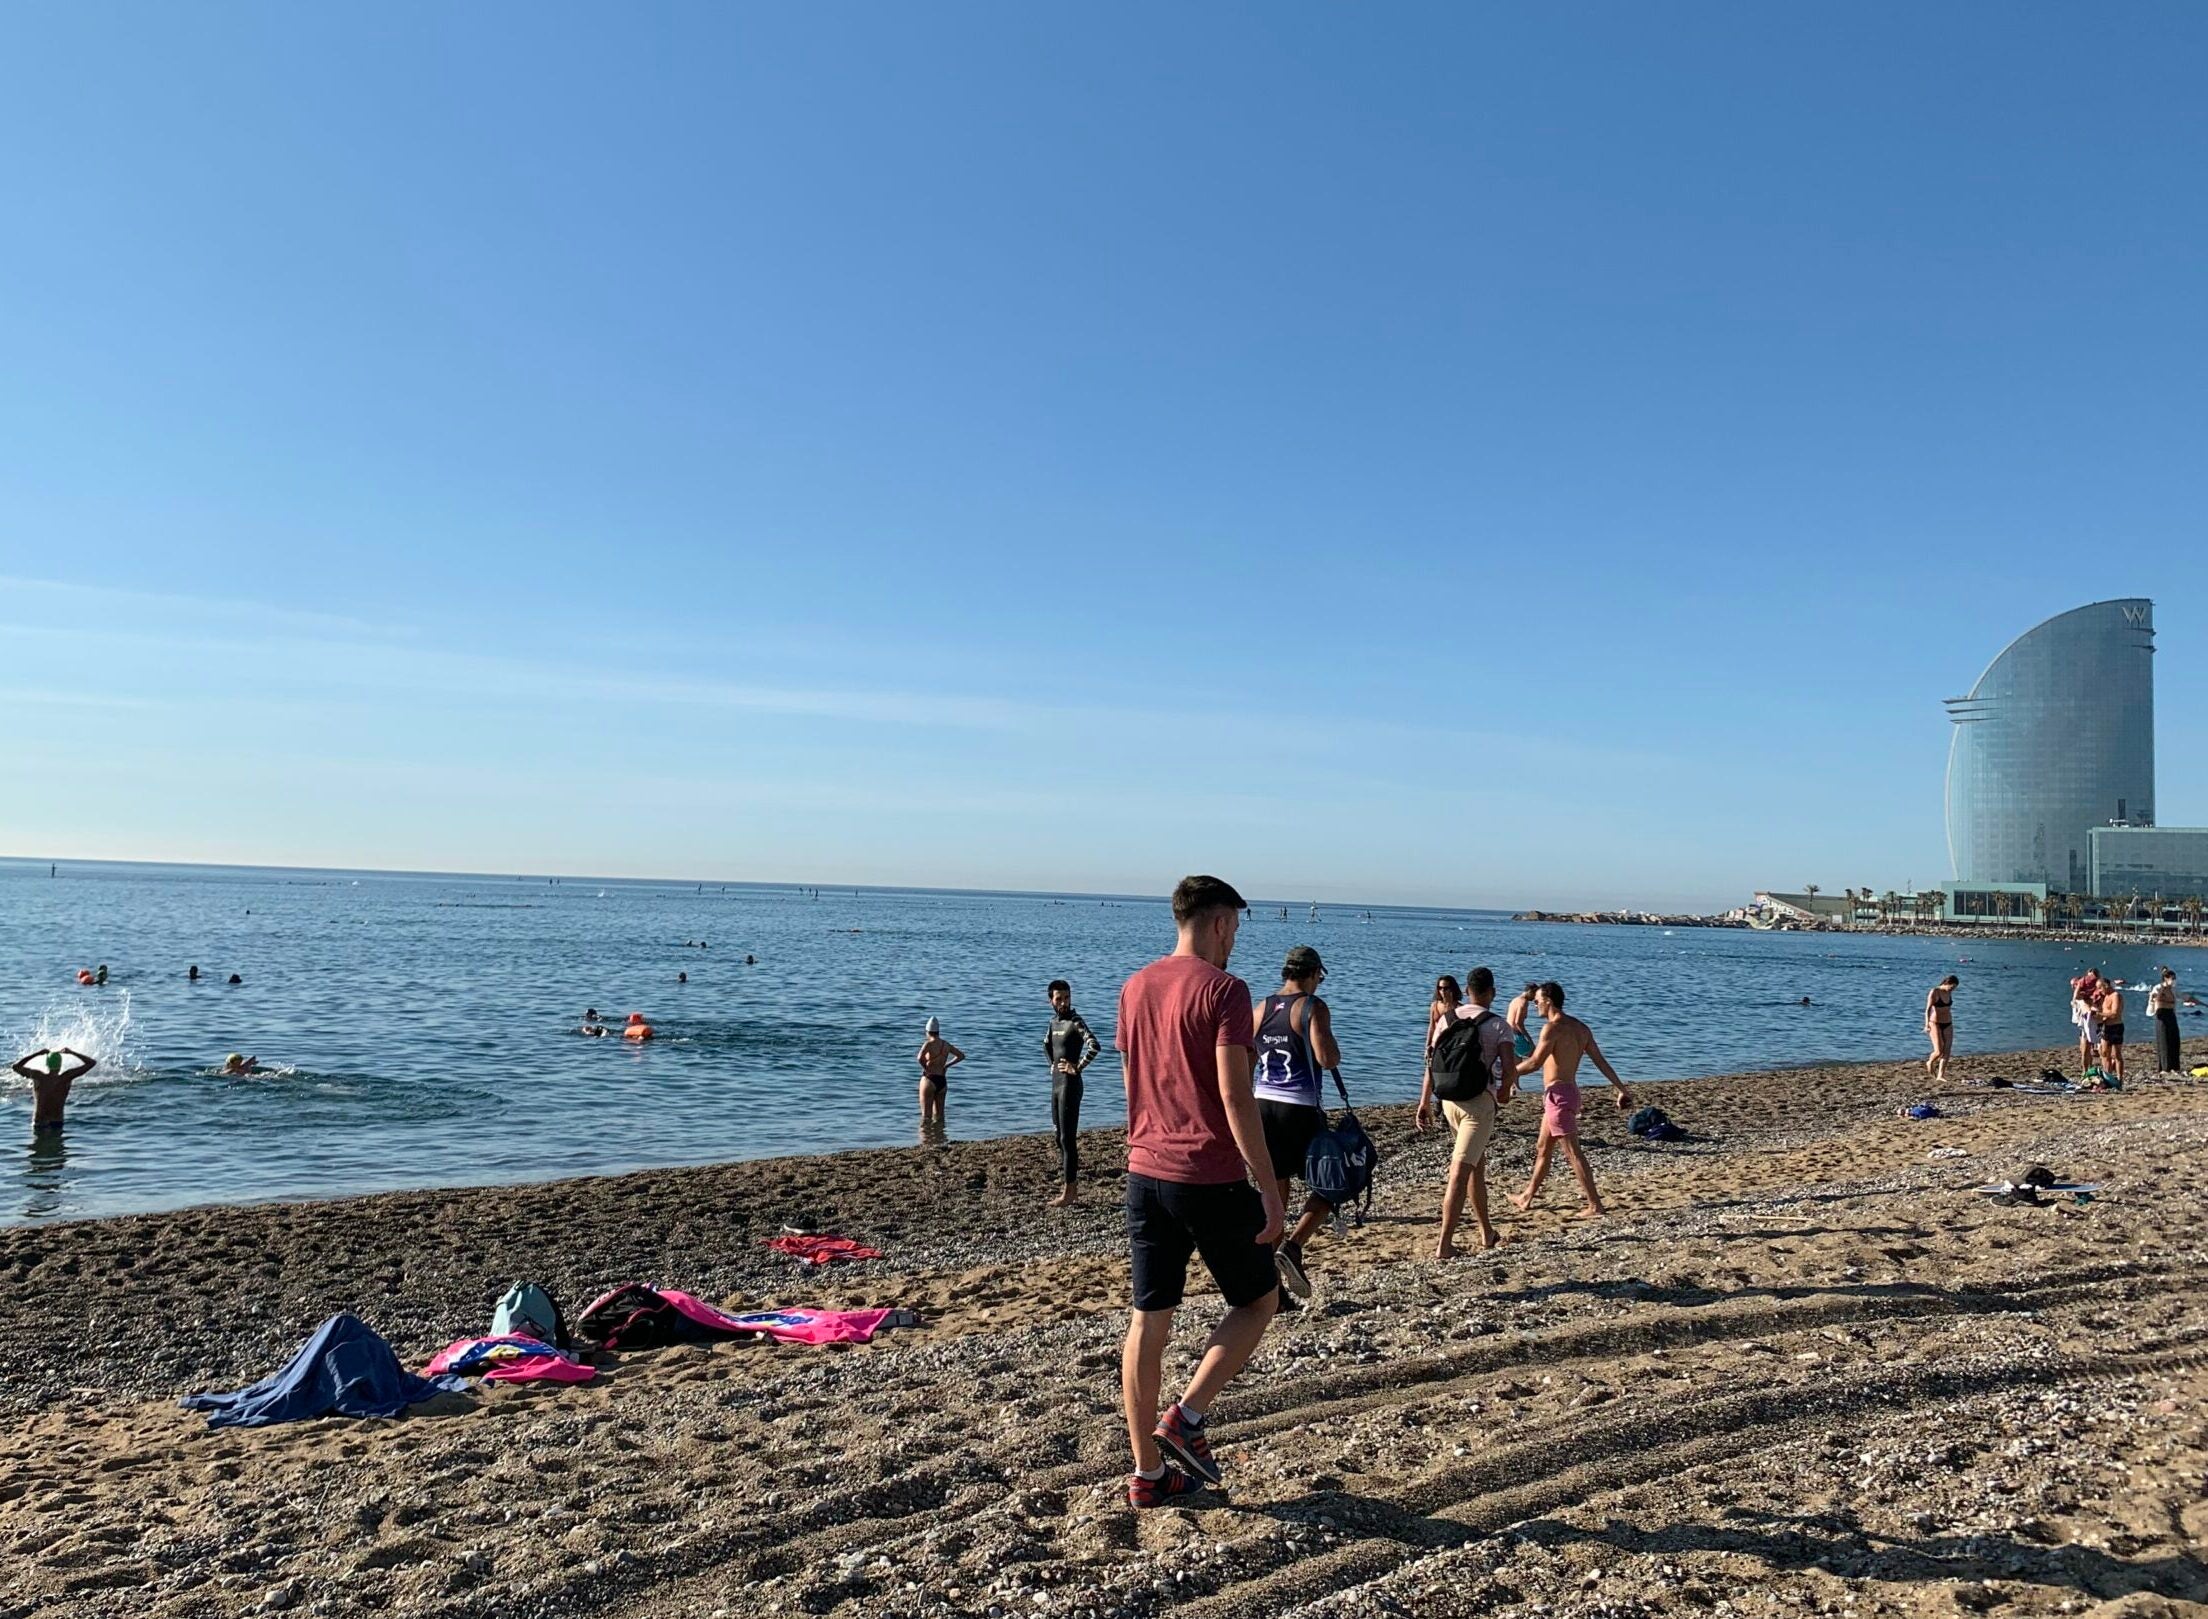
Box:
[1252,945,1341,1302]
[1509,982,1634,1219]
[1416,966,1514,1256]
[1044,979,1100,1207]
[1115,875,1281,1508]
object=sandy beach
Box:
[6,1039,2206,1619]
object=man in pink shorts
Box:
[1508,981,1634,1218]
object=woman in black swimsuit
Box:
[1924,975,1957,1082]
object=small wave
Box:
[3,991,147,1089]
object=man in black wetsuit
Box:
[1044,979,1101,1207]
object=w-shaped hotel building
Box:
[1945,599,2208,911]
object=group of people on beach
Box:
[1111,876,1634,1507]
[2066,965,2189,1082]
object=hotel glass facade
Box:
[1945,599,2156,890]
[2088,826,2208,901]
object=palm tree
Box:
[2185,895,2206,938]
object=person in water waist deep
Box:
[13,1047,97,1133]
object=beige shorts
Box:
[1442,1091,1496,1165]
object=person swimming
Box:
[227,973,242,985]
[220,1054,262,1076]
[677,971,688,984]
[188,965,200,982]
[95,964,108,986]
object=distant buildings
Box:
[1944,598,2155,891]
[2089,825,2208,901]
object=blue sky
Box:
[3,4,2203,908]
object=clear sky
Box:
[3,4,2203,908]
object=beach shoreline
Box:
[7,1037,2207,1618]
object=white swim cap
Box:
[925,1017,940,1036]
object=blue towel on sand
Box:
[181,1312,467,1429]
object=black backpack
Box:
[1429,1010,1499,1103]
[1304,1069,1377,1221]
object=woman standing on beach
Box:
[2150,968,2182,1076]
[1924,975,1957,1082]
[1427,976,1462,1050]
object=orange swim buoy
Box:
[75,969,95,985]
[623,1013,654,1042]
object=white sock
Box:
[1178,1400,1207,1423]
[1136,1464,1165,1481]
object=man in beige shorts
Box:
[1416,966,1514,1256]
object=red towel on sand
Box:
[763,1234,884,1267]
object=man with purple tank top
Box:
[1250,945,1341,1304]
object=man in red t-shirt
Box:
[1113,874,1282,1508]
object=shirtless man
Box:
[917,1016,965,1134]
[1508,982,1633,1218]
[11,1047,97,1133]
[2070,971,2103,1075]
[2097,978,2127,1084]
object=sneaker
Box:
[1274,1282,1301,1314]
[1127,1467,1203,1508]
[1153,1402,1221,1486]
[1277,1239,1312,1300]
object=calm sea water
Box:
[2,859,2194,1225]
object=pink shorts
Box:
[1543,1083,1582,1136]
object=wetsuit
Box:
[1044,1010,1100,1184]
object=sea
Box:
[2,858,2193,1226]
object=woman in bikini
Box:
[1427,975,1462,1052]
[1924,974,1957,1082]
[916,1016,964,1137]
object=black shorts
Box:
[2103,1023,2124,1047]
[1258,1099,1324,1183]
[1125,1173,1279,1312]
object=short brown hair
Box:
[1539,979,1566,1008]
[1171,874,1246,924]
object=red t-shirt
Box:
[1115,953,1256,1186]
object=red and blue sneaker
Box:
[1153,1402,1221,1486]
[1127,1467,1203,1509]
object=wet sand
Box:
[5,1039,2207,1619]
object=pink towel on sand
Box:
[422,1335,597,1385]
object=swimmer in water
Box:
[220,1054,262,1076]
[12,1048,97,1133]
[227,973,242,985]
[188,965,200,982]
[95,964,108,986]
[677,971,688,984]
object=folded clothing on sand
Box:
[423,1334,596,1385]
[181,1313,467,1428]
[763,1234,884,1267]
